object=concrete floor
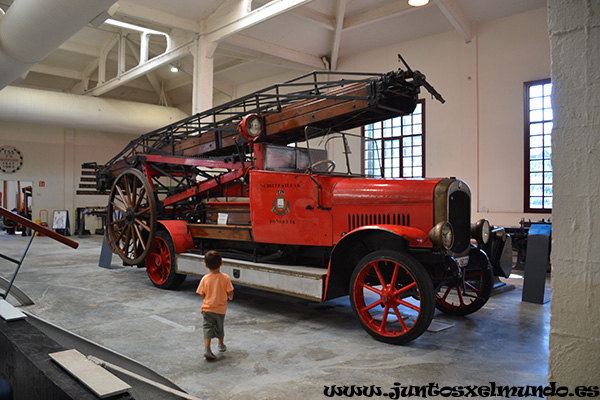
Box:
[1,234,550,399]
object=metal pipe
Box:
[0,0,117,89]
[0,86,188,135]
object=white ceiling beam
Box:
[204,0,316,56]
[29,64,83,81]
[28,62,152,94]
[206,0,253,35]
[126,40,172,106]
[329,0,346,71]
[57,41,100,58]
[163,72,233,98]
[213,78,234,97]
[343,0,415,31]
[217,44,317,72]
[292,6,335,31]
[434,0,472,43]
[113,0,201,32]
[163,76,190,92]
[226,34,324,70]
[214,58,252,75]
[85,39,194,97]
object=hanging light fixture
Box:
[408,0,429,6]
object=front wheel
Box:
[349,250,435,345]
[145,231,186,289]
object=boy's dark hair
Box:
[205,250,222,270]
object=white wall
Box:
[339,7,551,227]
[0,123,130,233]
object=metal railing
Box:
[0,206,78,302]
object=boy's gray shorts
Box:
[202,311,225,339]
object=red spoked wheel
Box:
[435,264,493,316]
[106,168,156,265]
[145,231,186,289]
[349,250,435,345]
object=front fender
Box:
[324,225,428,301]
[343,224,428,246]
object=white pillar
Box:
[192,36,214,115]
[548,0,600,387]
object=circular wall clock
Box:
[0,146,24,174]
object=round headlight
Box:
[429,221,454,251]
[441,222,454,249]
[471,219,491,246]
[238,114,263,142]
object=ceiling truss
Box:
[4,0,542,111]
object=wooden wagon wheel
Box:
[106,168,157,265]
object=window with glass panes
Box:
[525,79,553,212]
[364,101,424,178]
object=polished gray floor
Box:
[1,234,550,399]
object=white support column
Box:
[192,36,214,115]
[118,35,127,76]
[140,32,150,64]
[63,128,75,234]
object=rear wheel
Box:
[435,265,493,316]
[146,231,186,289]
[349,250,435,345]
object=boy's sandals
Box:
[218,343,227,352]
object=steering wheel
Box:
[306,159,336,173]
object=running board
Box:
[176,253,327,301]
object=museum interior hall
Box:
[0,1,598,399]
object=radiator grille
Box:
[448,191,470,254]
[348,213,410,231]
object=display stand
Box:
[98,234,114,269]
[52,210,70,236]
[522,224,552,304]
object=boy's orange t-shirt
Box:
[196,272,234,314]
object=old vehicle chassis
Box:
[95,57,511,344]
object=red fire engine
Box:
[93,56,512,344]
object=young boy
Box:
[196,250,234,359]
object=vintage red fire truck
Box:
[94,57,512,344]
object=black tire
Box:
[349,250,435,345]
[145,231,186,289]
[435,265,493,316]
